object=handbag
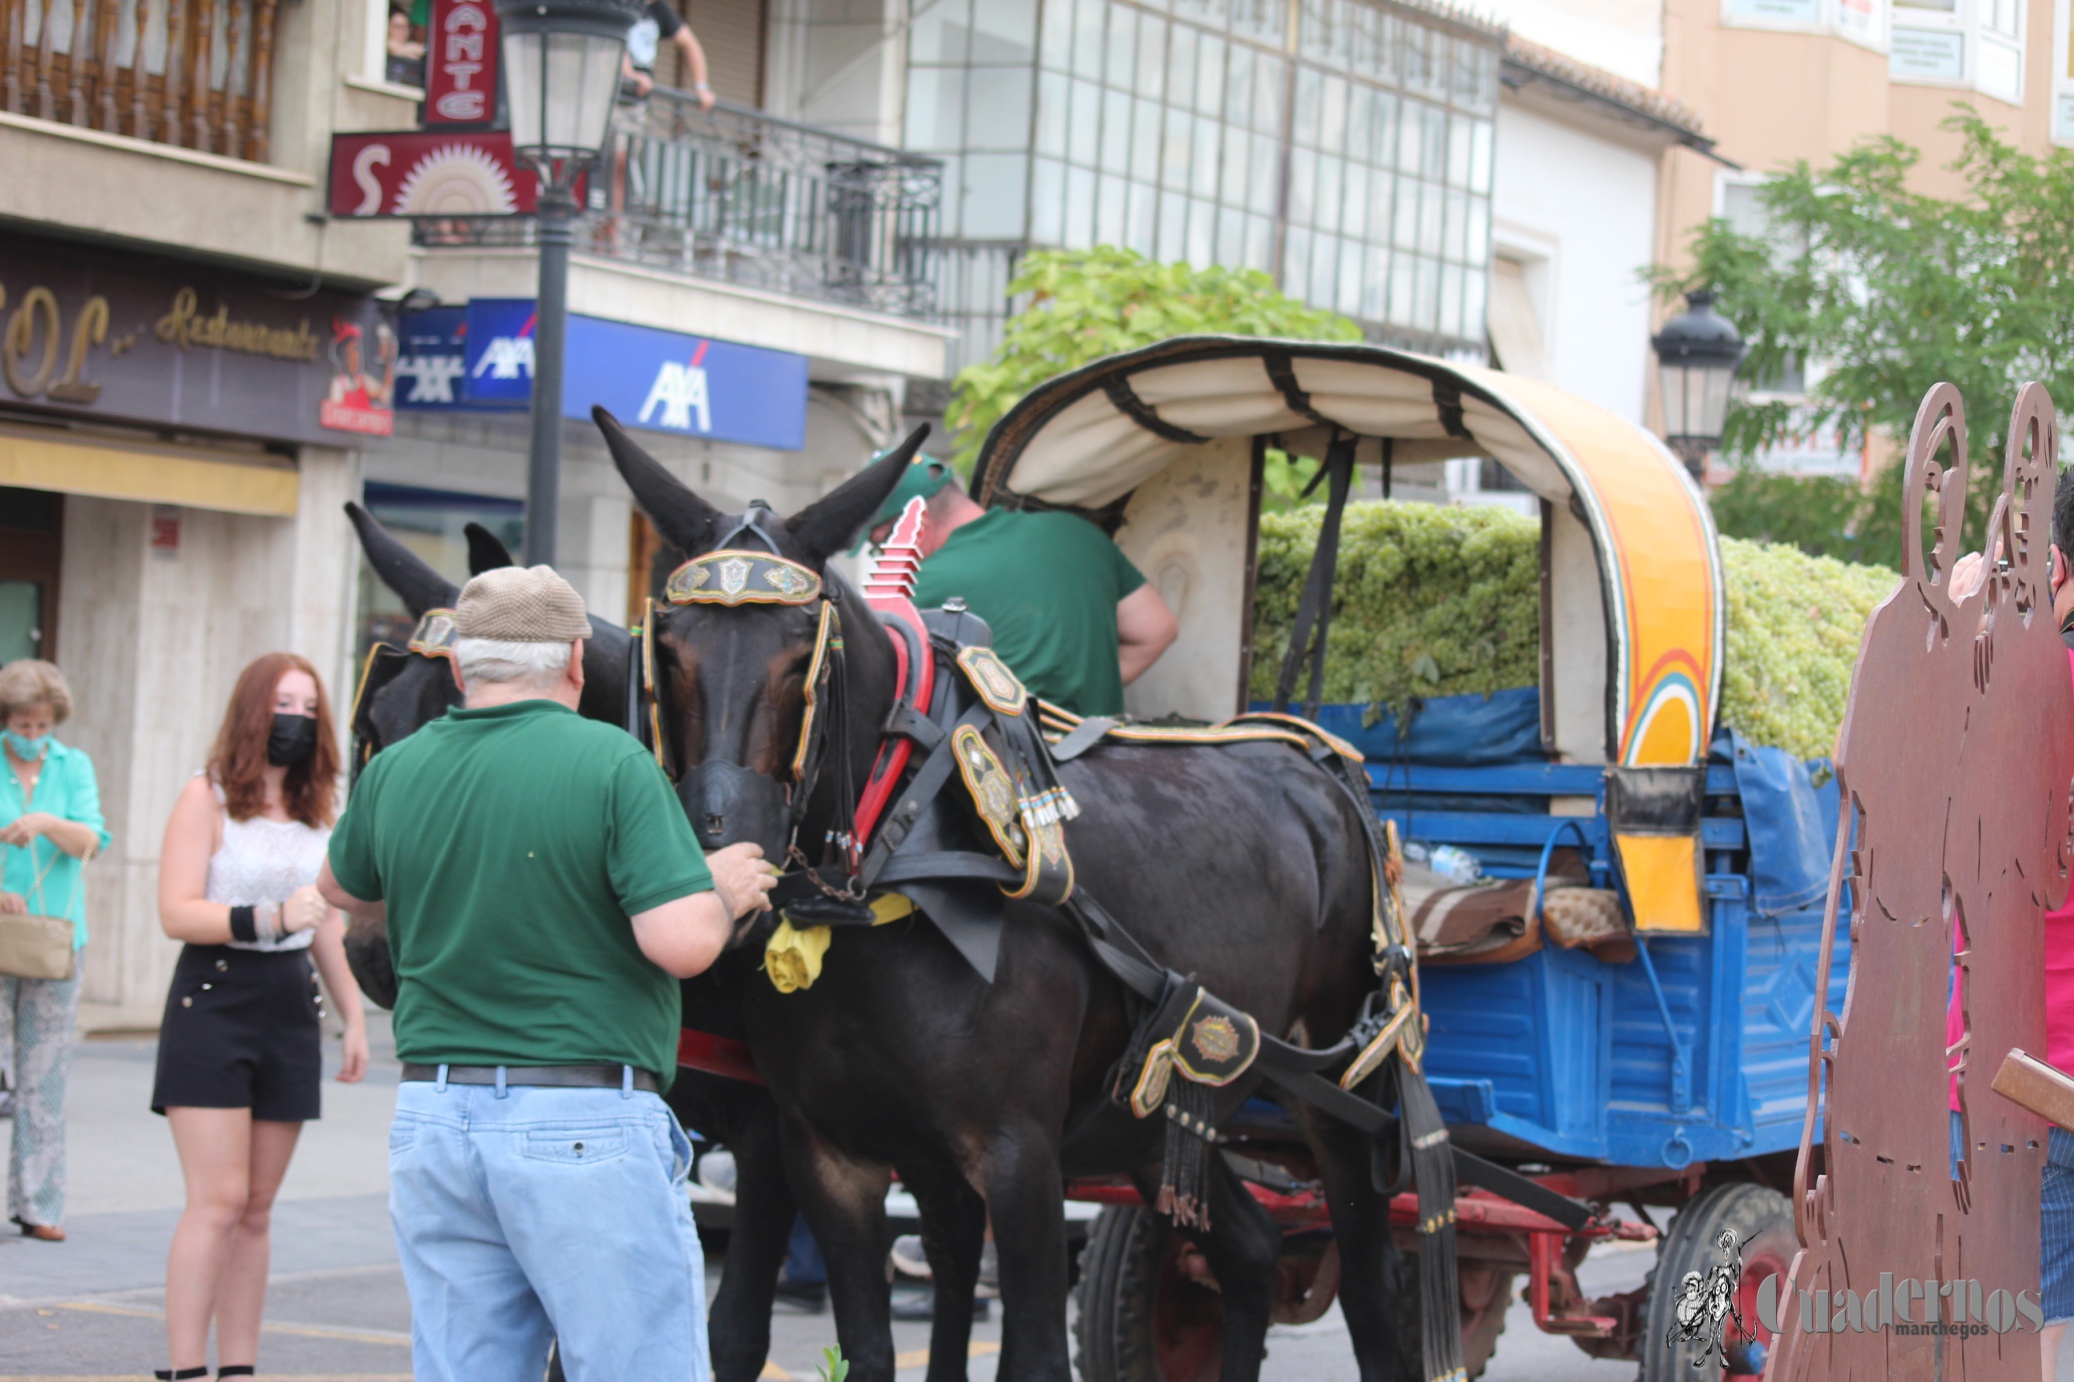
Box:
[0,835,87,982]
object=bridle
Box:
[634,502,910,908]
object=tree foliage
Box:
[1651,110,2074,563]
[947,247,1362,472]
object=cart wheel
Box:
[1072,1205,1513,1382]
[1638,1182,1795,1380]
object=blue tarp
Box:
[1252,690,1838,912]
[1248,687,1544,765]
[1714,728,1839,919]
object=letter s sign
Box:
[352,144,392,215]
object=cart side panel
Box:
[1739,905,1851,1139]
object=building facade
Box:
[0,0,416,1022]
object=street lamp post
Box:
[1651,290,1748,482]
[494,0,639,564]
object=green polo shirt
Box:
[328,699,710,1084]
[913,508,1147,716]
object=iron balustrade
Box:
[416,89,942,320]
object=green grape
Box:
[1248,503,1899,759]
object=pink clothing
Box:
[1949,646,2074,1111]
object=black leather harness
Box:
[640,519,1594,1382]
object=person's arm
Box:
[621,51,654,96]
[1117,583,1179,685]
[0,814,98,857]
[630,841,774,978]
[310,914,370,1083]
[160,778,332,944]
[1,750,112,858]
[317,857,387,925]
[670,24,712,109]
[158,777,240,943]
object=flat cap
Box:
[455,565,593,643]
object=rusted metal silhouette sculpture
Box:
[1765,384,2074,1381]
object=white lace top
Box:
[202,777,330,953]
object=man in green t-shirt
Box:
[317,564,772,1382]
[860,459,1178,716]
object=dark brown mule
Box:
[601,409,1418,1382]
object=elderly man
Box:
[318,565,772,1382]
[860,458,1178,717]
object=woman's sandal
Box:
[153,1370,208,1380]
[218,1370,256,1379]
[15,1220,63,1242]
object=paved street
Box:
[0,1019,1690,1381]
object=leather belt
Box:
[400,1063,662,1093]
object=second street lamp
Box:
[1651,289,1748,481]
[495,0,639,565]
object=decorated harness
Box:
[639,499,1591,1382]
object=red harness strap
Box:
[852,496,936,855]
[677,1027,764,1085]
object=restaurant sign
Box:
[0,235,392,445]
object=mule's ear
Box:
[787,424,933,568]
[595,406,724,554]
[463,522,514,576]
[345,502,460,617]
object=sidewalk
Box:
[0,1015,1655,1380]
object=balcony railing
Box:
[416,91,942,320]
[2,0,280,160]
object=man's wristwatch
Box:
[695,81,712,94]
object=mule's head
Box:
[345,502,467,773]
[596,407,926,856]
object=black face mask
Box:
[267,713,318,767]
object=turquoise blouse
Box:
[1,738,112,949]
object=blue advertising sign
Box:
[563,316,809,452]
[461,298,538,405]
[395,307,467,409]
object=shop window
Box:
[354,482,523,662]
[1890,0,2022,100]
[1722,0,1888,48]
[0,486,62,665]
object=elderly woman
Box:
[0,658,110,1242]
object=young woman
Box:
[153,653,369,1382]
[0,658,110,1243]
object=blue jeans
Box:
[388,1072,708,1382]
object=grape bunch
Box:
[1248,502,1900,761]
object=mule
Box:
[599,409,1417,1382]
[340,498,982,1382]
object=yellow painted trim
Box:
[0,428,299,515]
[1616,833,1705,934]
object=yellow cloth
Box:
[762,892,916,992]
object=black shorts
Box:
[152,943,323,1122]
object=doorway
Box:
[0,486,62,664]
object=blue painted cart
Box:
[966,338,1853,1380]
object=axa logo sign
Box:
[393,305,523,413]
[473,331,534,381]
[459,299,538,405]
[566,315,807,452]
[638,340,713,433]
[433,300,808,447]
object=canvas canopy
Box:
[967,336,1727,933]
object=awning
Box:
[0,425,299,516]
